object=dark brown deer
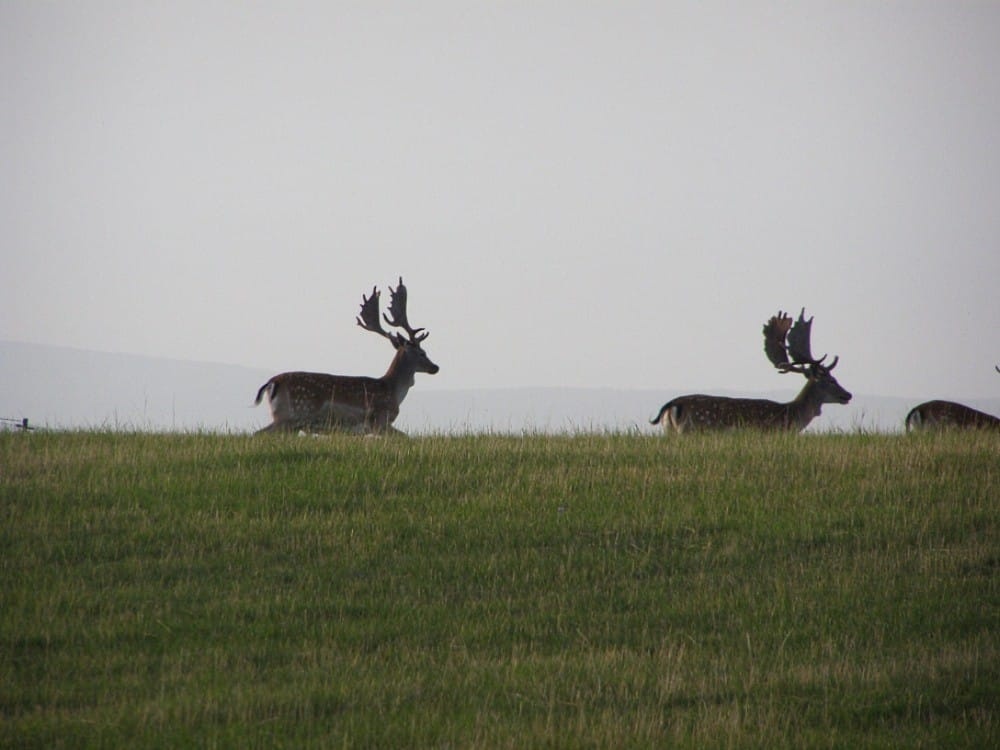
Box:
[904,366,1000,431]
[650,309,852,433]
[254,278,439,434]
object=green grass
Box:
[1,430,997,748]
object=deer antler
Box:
[356,286,400,345]
[786,308,822,365]
[356,278,430,348]
[763,308,835,375]
[763,311,794,368]
[383,277,429,343]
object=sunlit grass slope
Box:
[1,430,997,747]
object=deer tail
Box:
[650,401,674,425]
[254,379,275,406]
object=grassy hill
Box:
[2,430,997,747]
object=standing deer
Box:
[254,277,439,434]
[904,366,1000,431]
[650,309,852,433]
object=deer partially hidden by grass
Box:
[254,278,439,435]
[650,309,852,433]
[904,366,1000,431]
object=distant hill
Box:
[0,341,272,432]
[4,341,997,433]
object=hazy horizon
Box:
[6,340,999,435]
[5,336,1000,400]
[4,2,999,401]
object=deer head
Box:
[763,308,851,405]
[356,277,439,375]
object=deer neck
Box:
[381,347,418,406]
[787,379,825,430]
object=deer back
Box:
[905,400,1000,431]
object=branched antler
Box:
[356,286,394,341]
[356,278,430,348]
[786,309,822,365]
[763,311,794,369]
[384,277,428,343]
[763,308,837,376]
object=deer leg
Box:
[255,419,301,435]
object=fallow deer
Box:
[650,309,852,433]
[904,366,1000,431]
[254,278,439,434]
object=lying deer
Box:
[254,277,439,434]
[650,309,852,433]
[904,366,1000,431]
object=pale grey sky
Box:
[3,1,999,400]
